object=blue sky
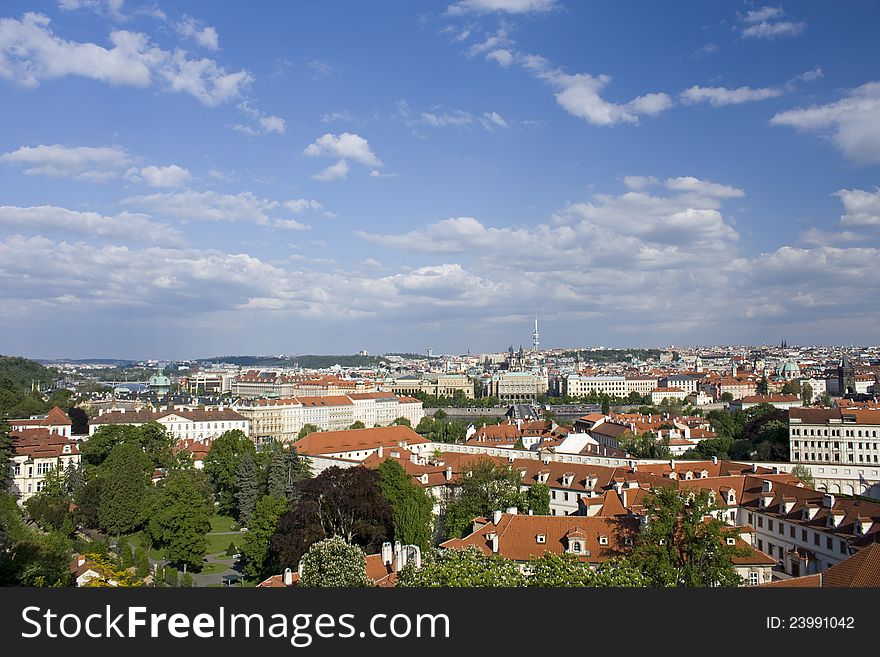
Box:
[1,0,879,359]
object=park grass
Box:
[193,562,226,576]
[205,531,243,555]
[209,514,237,533]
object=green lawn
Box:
[206,531,243,555]
[209,514,237,532]
[193,562,226,576]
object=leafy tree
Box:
[801,383,814,406]
[298,536,372,587]
[0,493,72,586]
[601,397,611,414]
[0,421,14,490]
[756,378,769,395]
[24,468,74,534]
[620,431,672,459]
[526,483,550,515]
[781,380,801,396]
[720,392,734,403]
[817,392,833,407]
[270,466,393,567]
[378,459,433,549]
[266,446,311,500]
[432,409,447,420]
[234,452,260,525]
[348,421,366,429]
[79,553,144,587]
[630,486,746,587]
[297,424,319,441]
[588,558,649,586]
[396,546,526,587]
[80,422,172,468]
[790,464,815,488]
[391,417,412,427]
[204,429,255,516]
[134,546,150,579]
[67,406,89,435]
[443,458,525,539]
[147,469,213,572]
[527,552,593,586]
[240,495,287,580]
[181,572,194,587]
[97,442,152,535]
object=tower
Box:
[532,315,540,353]
[838,355,855,396]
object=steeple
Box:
[532,314,540,353]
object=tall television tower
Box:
[532,314,540,353]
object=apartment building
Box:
[789,406,880,467]
[88,406,250,442]
[8,428,81,502]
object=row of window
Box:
[794,452,878,464]
[793,440,879,450]
[750,513,848,554]
[792,428,879,438]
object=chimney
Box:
[445,466,453,481]
[621,489,627,508]
[762,480,773,493]
[493,509,503,525]
[669,459,676,471]
[711,456,718,465]
[377,445,383,458]
[394,541,403,572]
[823,493,835,509]
[506,507,518,515]
[381,541,393,566]
[751,463,758,473]
[283,567,293,586]
[410,452,418,464]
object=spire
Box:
[532,314,540,353]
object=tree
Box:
[24,468,74,534]
[601,397,611,414]
[620,431,672,459]
[0,421,14,491]
[97,442,152,536]
[80,422,172,468]
[348,421,366,429]
[720,392,734,403]
[298,536,372,587]
[241,495,288,580]
[801,383,814,406]
[378,459,433,549]
[443,458,525,540]
[630,486,746,587]
[588,558,649,586]
[526,483,550,515]
[147,469,213,572]
[67,406,89,435]
[817,392,833,407]
[432,409,447,420]
[790,464,815,489]
[297,424,319,441]
[234,452,260,525]
[780,380,801,396]
[391,417,412,427]
[756,378,769,395]
[266,447,311,500]
[204,429,255,516]
[79,553,144,587]
[0,493,72,587]
[396,546,526,587]
[270,466,393,568]
[527,552,593,587]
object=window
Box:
[778,522,785,535]
[768,520,774,531]
[749,572,759,586]
[726,537,736,546]
[789,526,795,538]
[536,534,546,544]
[813,532,820,546]
[757,539,763,551]
[599,536,609,546]
[801,529,807,542]
[840,540,847,554]
[826,537,833,550]
[757,516,763,528]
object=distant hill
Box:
[0,355,62,419]
[35,358,138,366]
[199,354,389,369]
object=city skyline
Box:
[1,1,879,359]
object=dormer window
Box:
[726,537,736,546]
[62,444,71,454]
[572,541,582,553]
[624,537,633,546]
[562,473,574,487]
[536,534,546,544]
[599,536,609,546]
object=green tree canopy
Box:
[630,486,747,587]
[147,469,213,571]
[241,494,288,580]
[396,546,526,587]
[97,441,152,535]
[443,458,525,540]
[204,429,255,516]
[298,536,373,587]
[526,483,550,515]
[234,451,260,525]
[378,459,433,549]
[297,424,319,441]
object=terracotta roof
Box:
[294,425,429,456]
[441,513,639,564]
[9,406,72,427]
[821,543,880,587]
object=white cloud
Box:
[124,190,282,224]
[0,204,180,243]
[236,101,286,135]
[0,13,251,106]
[285,199,324,214]
[57,0,126,22]
[680,85,782,106]
[664,176,745,198]
[308,59,335,76]
[521,54,671,126]
[740,6,805,39]
[486,49,513,67]
[448,0,557,15]
[770,82,880,164]
[623,175,658,190]
[304,132,382,167]
[0,143,130,181]
[273,219,310,231]
[132,164,192,188]
[799,228,864,246]
[175,16,219,51]
[480,111,509,131]
[320,110,353,123]
[311,160,349,182]
[835,188,880,227]
[422,110,473,127]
